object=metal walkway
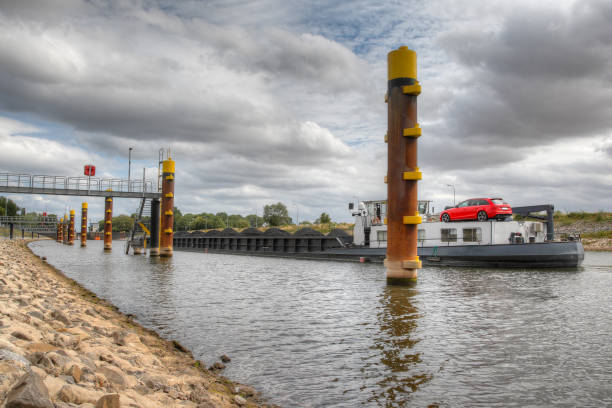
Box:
[0,173,161,199]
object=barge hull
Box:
[172,241,584,268]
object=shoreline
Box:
[1,239,275,408]
[581,237,612,252]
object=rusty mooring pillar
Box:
[384,46,422,284]
[149,198,160,256]
[104,197,113,251]
[68,210,75,245]
[160,157,175,257]
[81,202,87,247]
[57,218,63,242]
[62,218,68,245]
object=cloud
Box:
[435,0,612,152]
[1,0,612,221]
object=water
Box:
[29,240,612,407]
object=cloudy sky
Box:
[1,0,612,223]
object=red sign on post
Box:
[84,165,96,176]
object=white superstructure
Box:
[351,199,546,248]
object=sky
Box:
[1,0,612,223]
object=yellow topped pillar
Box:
[385,46,422,285]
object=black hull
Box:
[172,241,584,268]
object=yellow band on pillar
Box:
[165,175,174,180]
[384,175,388,184]
[164,228,173,234]
[403,212,422,224]
[165,193,174,198]
[402,82,421,95]
[402,256,422,269]
[388,46,417,80]
[403,124,422,137]
[164,210,173,215]
[106,198,112,202]
[106,209,112,213]
[403,168,422,180]
[82,202,88,209]
[105,232,111,235]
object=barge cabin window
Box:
[463,228,482,242]
[441,228,457,242]
[377,230,387,242]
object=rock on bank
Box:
[0,239,273,408]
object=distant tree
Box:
[208,214,226,229]
[178,213,196,231]
[246,214,265,228]
[263,202,292,226]
[0,196,19,216]
[300,220,312,225]
[316,212,331,224]
[98,215,134,232]
[173,207,183,231]
[229,214,250,229]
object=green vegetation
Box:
[173,209,259,231]
[168,201,350,233]
[263,202,292,226]
[315,212,331,224]
[553,211,612,226]
[98,214,134,232]
[0,196,19,216]
[582,230,612,239]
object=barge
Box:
[170,201,584,268]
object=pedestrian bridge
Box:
[0,173,160,199]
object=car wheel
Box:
[442,213,450,222]
[477,211,488,221]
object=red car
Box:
[440,198,512,222]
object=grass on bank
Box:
[553,211,612,226]
[581,230,612,239]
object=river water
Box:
[29,240,612,407]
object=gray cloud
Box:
[435,0,612,154]
[2,0,612,220]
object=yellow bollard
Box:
[81,203,88,247]
[160,157,175,257]
[68,210,75,245]
[104,197,113,251]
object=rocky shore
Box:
[0,239,274,408]
[556,221,612,251]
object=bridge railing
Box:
[0,173,32,188]
[0,216,58,224]
[0,173,155,194]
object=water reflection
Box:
[369,285,431,406]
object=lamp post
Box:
[294,204,299,225]
[128,147,133,191]
[447,184,456,206]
